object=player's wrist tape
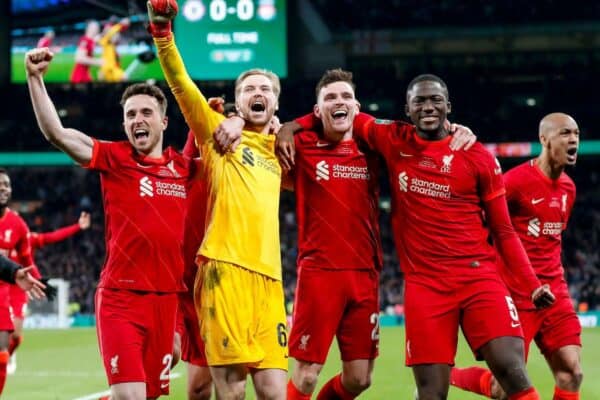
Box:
[147,22,172,39]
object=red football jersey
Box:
[501,160,575,308]
[0,209,33,267]
[19,223,82,279]
[0,209,34,290]
[354,117,506,280]
[37,37,52,48]
[70,36,95,83]
[292,130,382,271]
[86,140,192,292]
[181,131,207,291]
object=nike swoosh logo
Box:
[316,141,330,147]
[531,198,544,205]
[399,152,414,157]
[511,322,521,328]
[161,383,169,389]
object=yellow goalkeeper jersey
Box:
[155,36,282,281]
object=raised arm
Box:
[25,48,94,165]
[34,211,89,248]
[147,0,222,145]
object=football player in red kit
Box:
[451,113,583,400]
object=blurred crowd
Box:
[6,157,600,315]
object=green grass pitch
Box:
[11,51,165,83]
[4,327,599,399]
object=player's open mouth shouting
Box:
[133,127,150,145]
[566,146,578,164]
[249,97,267,117]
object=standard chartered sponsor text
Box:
[410,177,451,198]
[156,182,186,198]
[542,222,563,235]
[332,164,369,180]
[257,156,280,176]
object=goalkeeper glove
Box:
[40,278,58,301]
[147,0,179,39]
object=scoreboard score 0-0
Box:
[175,0,287,80]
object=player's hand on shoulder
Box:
[269,115,282,135]
[213,115,245,154]
[448,122,477,151]
[25,47,54,77]
[275,121,298,171]
[531,284,555,309]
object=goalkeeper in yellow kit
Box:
[98,17,130,82]
[147,1,287,399]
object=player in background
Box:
[171,130,212,400]
[26,47,193,399]
[36,29,55,48]
[69,20,103,84]
[98,17,131,82]
[0,168,35,395]
[148,1,288,398]
[280,74,554,399]
[6,211,91,374]
[450,113,583,400]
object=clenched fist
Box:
[147,0,178,38]
[25,47,54,77]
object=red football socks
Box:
[509,387,540,400]
[450,367,493,397]
[8,335,22,355]
[316,374,356,400]
[553,386,579,400]
[287,379,312,400]
[0,350,9,395]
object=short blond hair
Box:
[235,68,281,99]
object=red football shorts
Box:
[95,288,177,397]
[0,283,14,331]
[404,275,524,366]
[177,292,208,367]
[289,268,379,364]
[519,293,582,360]
[9,283,28,319]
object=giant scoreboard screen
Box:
[175,0,287,80]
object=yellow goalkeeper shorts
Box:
[194,259,288,370]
